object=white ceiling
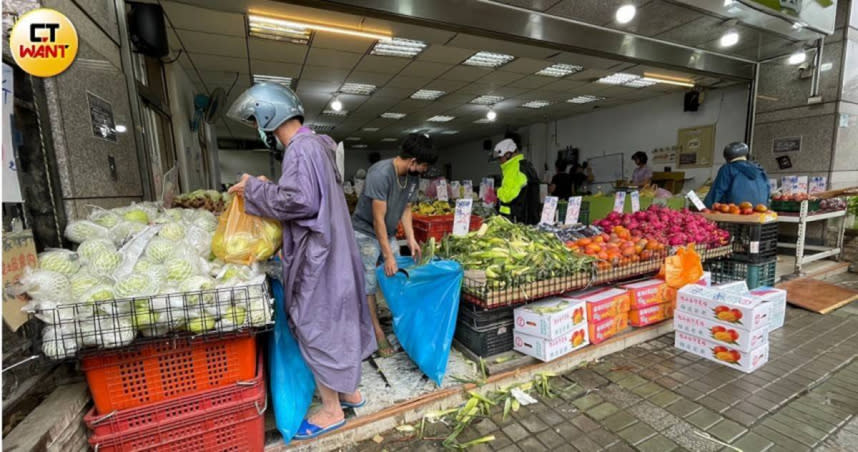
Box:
[159,0,746,149]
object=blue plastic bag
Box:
[268,278,316,444]
[376,257,463,385]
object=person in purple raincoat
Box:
[226,83,376,440]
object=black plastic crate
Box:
[704,258,777,290]
[717,222,778,263]
[454,319,514,358]
[458,303,514,329]
[557,201,590,225]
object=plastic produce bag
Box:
[660,244,703,289]
[268,278,316,444]
[212,196,282,265]
[376,257,463,385]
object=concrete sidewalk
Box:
[350,275,858,452]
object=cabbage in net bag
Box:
[212,196,282,265]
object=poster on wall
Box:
[2,63,23,203]
[773,136,802,153]
[677,124,715,168]
[651,146,678,165]
[87,91,117,142]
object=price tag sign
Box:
[450,181,461,199]
[463,180,473,199]
[686,191,706,211]
[564,196,582,225]
[613,192,627,213]
[453,198,473,236]
[437,179,449,201]
[541,196,559,225]
[630,191,640,212]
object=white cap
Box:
[494,138,517,158]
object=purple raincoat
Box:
[244,127,377,393]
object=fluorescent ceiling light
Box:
[427,115,455,122]
[371,37,427,58]
[486,109,497,121]
[624,78,658,88]
[340,82,376,95]
[307,124,334,132]
[723,0,735,6]
[380,112,406,119]
[720,31,739,48]
[522,100,550,109]
[536,63,583,77]
[474,118,494,124]
[247,14,312,44]
[253,74,294,87]
[330,97,343,111]
[788,51,807,65]
[410,89,446,100]
[362,127,379,132]
[463,51,515,68]
[597,73,654,88]
[381,137,397,142]
[615,5,636,24]
[345,137,361,141]
[440,130,458,135]
[567,95,605,104]
[247,13,390,42]
[323,109,347,116]
[470,95,504,105]
[352,144,368,148]
[641,72,694,88]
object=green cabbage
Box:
[109,221,147,246]
[115,274,157,298]
[165,258,194,282]
[123,208,149,224]
[145,237,176,263]
[187,314,216,333]
[65,221,109,243]
[90,210,120,228]
[84,284,115,303]
[19,269,71,301]
[89,251,122,274]
[159,222,185,241]
[77,239,116,261]
[223,306,246,326]
[41,326,79,360]
[70,272,103,300]
[38,250,80,275]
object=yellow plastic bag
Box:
[660,244,703,289]
[212,196,282,265]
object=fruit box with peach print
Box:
[674,311,768,351]
[575,288,631,323]
[588,312,629,344]
[514,297,587,340]
[749,287,786,331]
[513,323,589,362]
[676,285,771,331]
[621,279,670,309]
[674,331,769,373]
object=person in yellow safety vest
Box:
[494,138,540,225]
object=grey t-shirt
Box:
[352,159,419,238]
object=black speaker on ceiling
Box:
[128,3,169,58]
[684,90,701,112]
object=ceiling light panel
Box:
[470,95,505,105]
[352,144,368,148]
[345,137,361,141]
[307,124,334,132]
[521,100,550,109]
[380,112,407,119]
[624,78,657,88]
[473,118,494,124]
[427,115,455,122]
[323,109,348,116]
[596,73,640,85]
[362,127,379,132]
[371,37,427,58]
[463,51,515,68]
[567,95,606,104]
[410,89,446,100]
[340,83,377,95]
[381,137,398,142]
[247,15,312,44]
[536,63,583,77]
[441,130,458,135]
[253,74,294,87]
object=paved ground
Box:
[351,274,858,452]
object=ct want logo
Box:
[10,8,78,77]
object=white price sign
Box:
[686,191,706,211]
[613,192,627,213]
[463,180,473,199]
[437,179,449,201]
[450,181,461,199]
[452,198,473,236]
[630,191,640,212]
[540,196,559,225]
[564,196,582,225]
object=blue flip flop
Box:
[340,396,367,409]
[293,418,346,440]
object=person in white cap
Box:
[494,136,540,224]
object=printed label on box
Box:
[621,279,669,309]
[750,286,786,331]
[514,324,589,362]
[629,303,674,327]
[674,331,769,373]
[588,313,629,344]
[676,285,771,332]
[576,288,631,323]
[674,311,768,351]
[514,297,587,340]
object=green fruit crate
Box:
[771,199,820,212]
[704,258,777,290]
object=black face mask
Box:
[408,170,421,177]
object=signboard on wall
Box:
[3,63,23,203]
[744,0,837,35]
[677,124,716,168]
[87,91,117,142]
[773,136,802,153]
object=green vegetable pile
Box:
[438,216,593,285]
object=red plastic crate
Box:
[413,214,482,242]
[86,353,265,451]
[81,333,257,414]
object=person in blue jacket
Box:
[704,142,770,207]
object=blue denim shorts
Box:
[354,230,399,296]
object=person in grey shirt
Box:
[352,134,438,356]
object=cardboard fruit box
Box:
[676,285,772,332]
[674,331,769,373]
[749,287,787,331]
[621,279,671,309]
[514,297,587,340]
[574,288,631,323]
[674,311,768,351]
[588,312,629,344]
[513,322,588,362]
[629,302,673,327]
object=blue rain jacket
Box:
[704,160,770,207]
